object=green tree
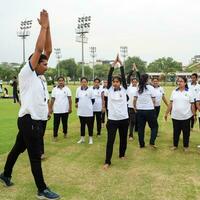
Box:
[93,64,110,80]
[0,62,20,81]
[125,56,147,74]
[76,65,93,80]
[147,57,182,73]
[56,59,77,80]
[147,57,182,84]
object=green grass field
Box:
[1,85,200,200]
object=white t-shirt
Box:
[127,85,137,108]
[76,87,94,117]
[18,62,49,121]
[154,86,165,107]
[92,87,103,112]
[135,85,156,110]
[195,92,200,117]
[51,86,72,114]
[188,82,200,100]
[170,89,194,120]
[107,86,128,120]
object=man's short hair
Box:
[191,73,198,79]
[57,76,65,81]
[28,54,48,64]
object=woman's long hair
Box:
[138,74,149,94]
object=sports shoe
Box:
[149,144,157,149]
[129,137,133,141]
[89,137,93,145]
[170,146,178,151]
[0,173,14,187]
[36,188,60,200]
[41,154,46,161]
[77,138,85,144]
[183,147,189,152]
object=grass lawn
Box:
[1,85,200,200]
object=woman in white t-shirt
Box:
[92,78,104,136]
[50,76,72,140]
[188,73,200,130]
[196,92,200,128]
[133,74,158,149]
[126,64,140,140]
[151,77,168,135]
[76,77,95,144]
[103,55,129,170]
[165,76,195,151]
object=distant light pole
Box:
[54,48,62,77]
[90,47,96,80]
[120,46,128,68]
[76,16,91,77]
[17,20,32,66]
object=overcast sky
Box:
[0,0,200,67]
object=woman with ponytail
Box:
[133,74,158,149]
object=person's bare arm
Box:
[101,92,106,113]
[162,95,169,107]
[68,96,72,114]
[133,96,137,112]
[196,101,200,112]
[30,10,49,70]
[165,102,172,121]
[191,103,197,122]
[152,97,156,107]
[49,97,55,114]
[44,23,52,60]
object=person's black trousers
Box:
[93,111,102,135]
[79,116,93,136]
[155,106,160,133]
[53,113,69,137]
[40,120,47,155]
[128,108,136,138]
[190,116,195,129]
[3,114,47,192]
[137,109,158,147]
[155,106,160,119]
[191,103,197,129]
[105,119,129,165]
[13,91,19,103]
[199,117,200,128]
[172,118,191,148]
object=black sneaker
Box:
[36,188,60,200]
[0,173,14,187]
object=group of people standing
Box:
[48,54,200,170]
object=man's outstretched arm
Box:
[44,23,52,60]
[30,10,49,70]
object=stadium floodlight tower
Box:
[76,16,91,77]
[17,20,32,66]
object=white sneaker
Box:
[89,137,93,145]
[77,138,85,144]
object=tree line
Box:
[0,56,185,83]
